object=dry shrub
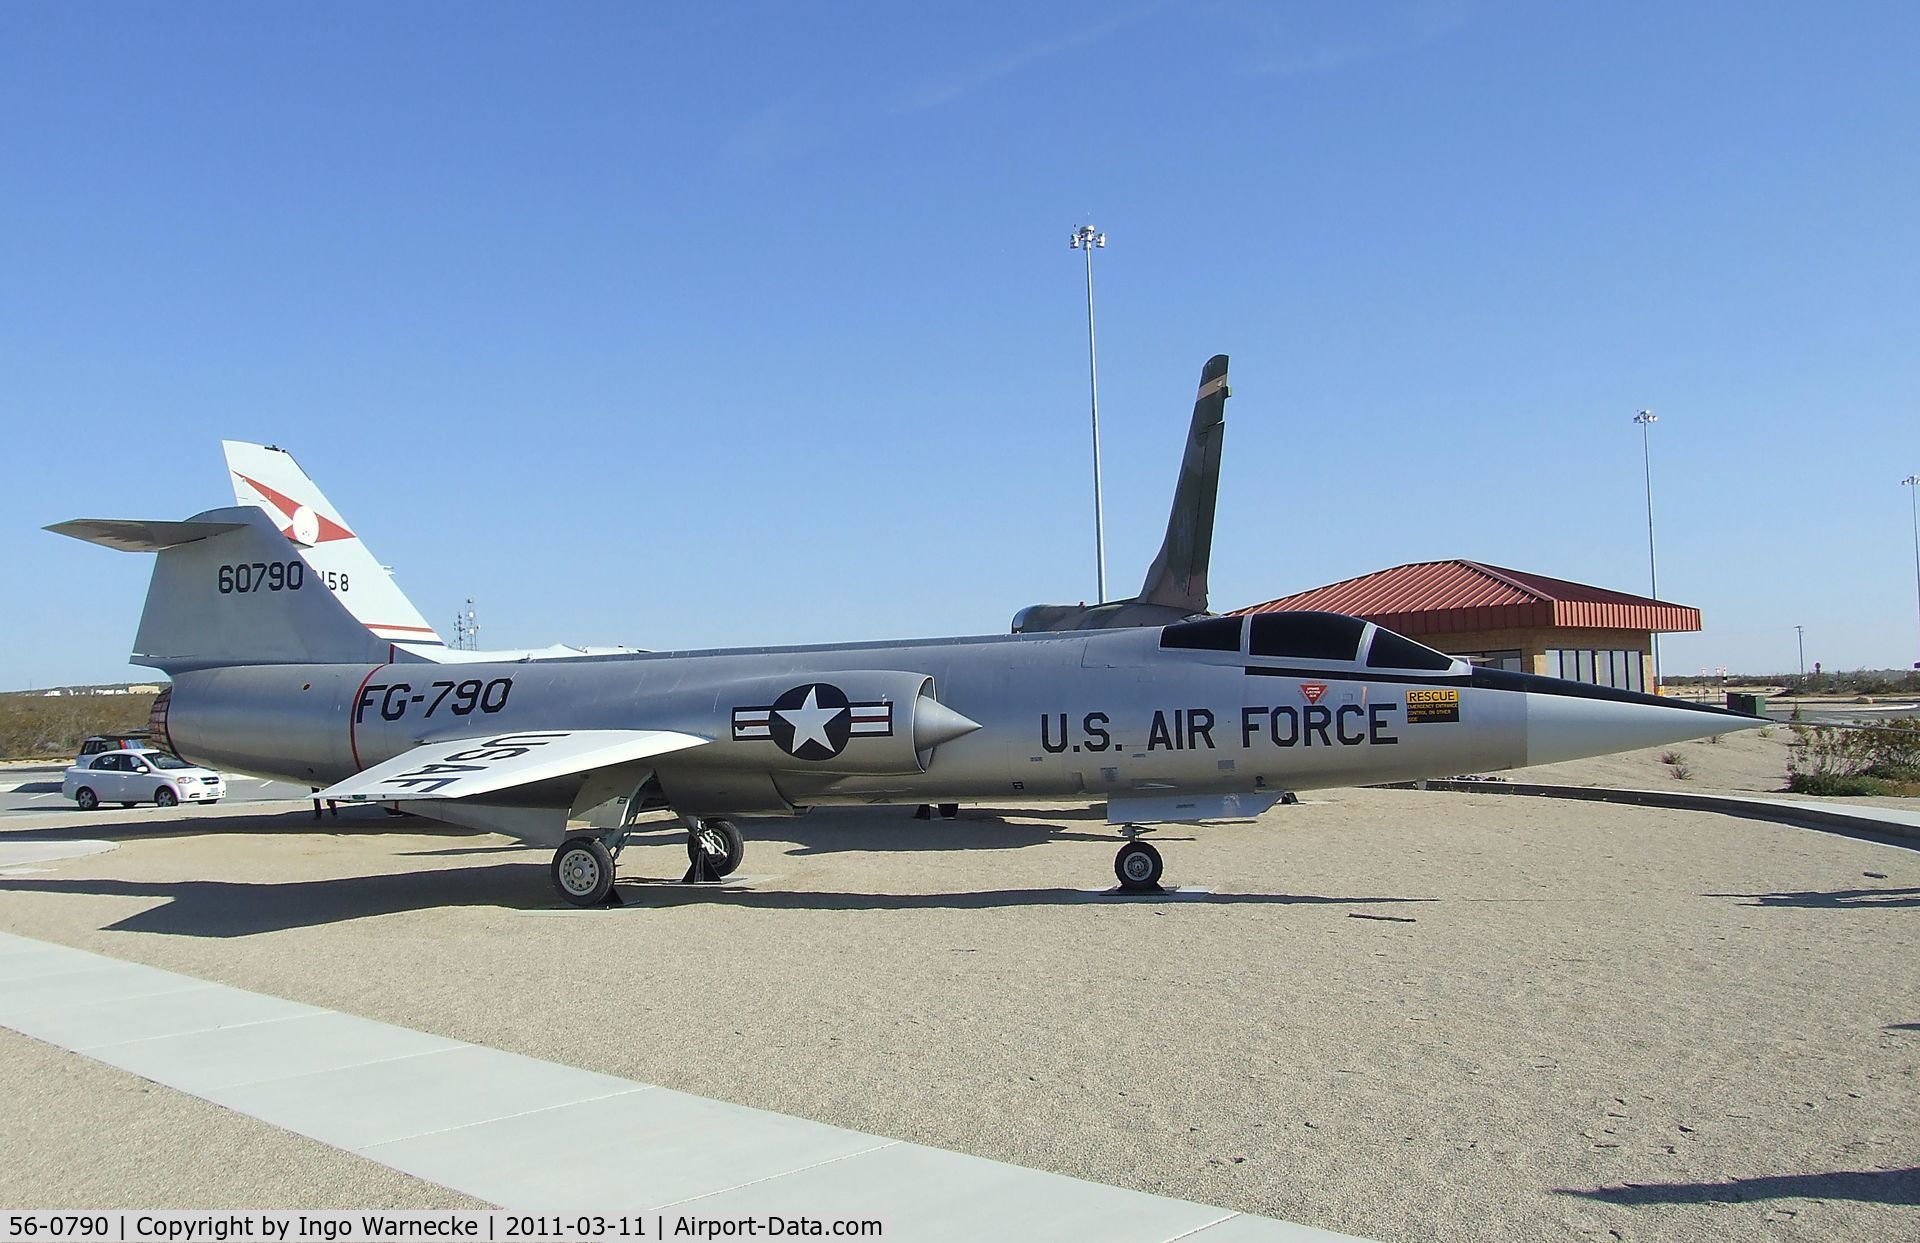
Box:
[0,692,157,760]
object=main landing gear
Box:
[552,835,618,906]
[548,817,748,907]
[912,803,961,820]
[1113,828,1164,893]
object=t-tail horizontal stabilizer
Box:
[50,505,402,673]
[1012,354,1230,633]
[46,518,246,553]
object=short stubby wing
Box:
[318,729,708,803]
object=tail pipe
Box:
[148,686,177,757]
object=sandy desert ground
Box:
[0,786,1914,1242]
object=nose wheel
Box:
[684,818,744,881]
[1114,839,1164,892]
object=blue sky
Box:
[2,1,1916,688]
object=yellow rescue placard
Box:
[1406,687,1460,723]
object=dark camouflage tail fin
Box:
[1137,354,1228,612]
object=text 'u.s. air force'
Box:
[1040,702,1403,753]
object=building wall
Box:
[1420,626,1656,689]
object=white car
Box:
[63,748,225,810]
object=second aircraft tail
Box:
[1010,353,1230,633]
[1136,354,1228,613]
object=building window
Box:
[1548,648,1644,692]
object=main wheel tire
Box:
[74,787,99,811]
[938,802,960,819]
[687,819,745,877]
[155,787,178,808]
[552,837,616,906]
[1114,841,1164,892]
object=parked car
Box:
[63,747,225,810]
[76,732,154,757]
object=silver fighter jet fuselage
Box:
[52,382,1762,905]
[152,614,1750,841]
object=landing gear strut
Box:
[684,818,744,882]
[1113,830,1164,893]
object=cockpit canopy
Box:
[1159,612,1457,672]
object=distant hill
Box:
[0,688,160,760]
[1667,669,1920,695]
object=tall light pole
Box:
[1633,410,1661,688]
[1071,225,1108,603]
[1904,475,1920,669]
[1794,624,1805,719]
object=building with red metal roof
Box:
[1233,560,1700,692]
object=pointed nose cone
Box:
[914,697,982,750]
[1522,688,1766,766]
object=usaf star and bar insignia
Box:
[732,683,893,760]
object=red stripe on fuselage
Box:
[348,664,386,773]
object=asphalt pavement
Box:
[0,763,310,815]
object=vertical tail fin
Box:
[1137,354,1229,612]
[222,441,444,649]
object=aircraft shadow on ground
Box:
[0,806,479,846]
[1706,886,1920,910]
[0,865,551,936]
[1560,1167,1919,1207]
[612,887,1432,913]
[0,868,1432,937]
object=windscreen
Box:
[1248,612,1367,661]
[1159,617,1244,652]
[145,752,192,769]
[1365,628,1456,671]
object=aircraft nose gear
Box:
[1114,839,1164,893]
[552,835,617,906]
[683,818,744,882]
